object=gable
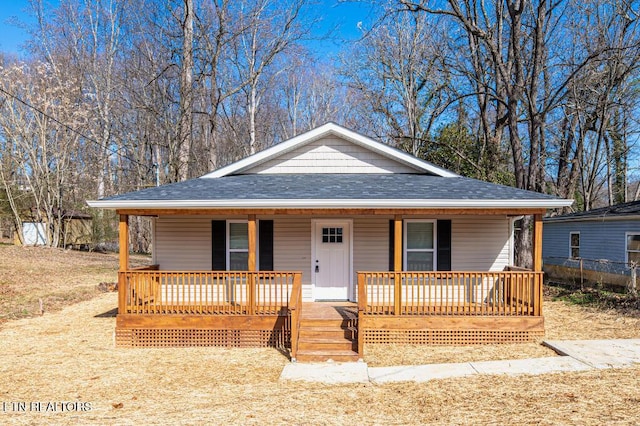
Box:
[242,135,421,174]
[202,123,459,178]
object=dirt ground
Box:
[0,246,639,424]
[0,245,147,324]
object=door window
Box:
[322,227,343,243]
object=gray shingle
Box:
[545,199,640,222]
[101,174,560,201]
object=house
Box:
[543,200,640,291]
[88,123,571,362]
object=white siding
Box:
[155,217,212,270]
[244,136,419,174]
[451,216,510,271]
[353,218,389,299]
[273,217,313,300]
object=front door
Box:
[313,221,351,300]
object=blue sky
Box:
[0,0,38,55]
[0,0,377,57]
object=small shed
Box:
[543,200,640,290]
[14,209,93,248]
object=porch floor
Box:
[300,302,357,321]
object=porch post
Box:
[118,214,129,314]
[394,215,402,315]
[533,214,543,272]
[533,213,544,316]
[248,214,257,271]
[248,214,257,315]
[394,215,402,271]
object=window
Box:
[228,221,248,270]
[322,227,343,243]
[404,220,435,271]
[569,232,580,259]
[626,233,640,265]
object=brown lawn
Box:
[0,246,639,425]
[0,245,147,324]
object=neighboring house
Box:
[543,200,640,290]
[88,123,571,362]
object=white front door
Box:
[313,221,351,300]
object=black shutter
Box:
[258,220,274,271]
[437,220,452,271]
[211,220,226,270]
[389,220,395,271]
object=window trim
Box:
[226,220,257,270]
[626,232,640,265]
[569,231,580,259]
[403,219,437,271]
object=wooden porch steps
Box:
[295,303,359,363]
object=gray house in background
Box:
[543,200,640,290]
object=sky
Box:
[0,0,377,58]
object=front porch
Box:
[114,210,547,359]
[115,266,545,358]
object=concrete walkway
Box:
[280,339,640,384]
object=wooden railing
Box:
[357,271,543,316]
[288,272,303,360]
[118,270,301,316]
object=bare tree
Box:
[176,0,194,181]
[0,61,83,247]
[232,0,309,155]
[343,10,450,155]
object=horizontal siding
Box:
[353,217,388,270]
[544,219,640,266]
[153,215,513,299]
[451,217,510,271]
[353,218,389,300]
[155,217,212,270]
[273,218,312,299]
[245,136,418,174]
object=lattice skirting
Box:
[116,328,290,348]
[362,329,544,345]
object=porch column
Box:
[394,215,402,315]
[248,214,257,271]
[248,214,257,315]
[118,214,129,314]
[394,215,402,271]
[533,214,543,272]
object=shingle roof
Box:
[91,174,566,209]
[544,200,640,222]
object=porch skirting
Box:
[359,316,545,345]
[115,314,290,348]
[114,314,544,348]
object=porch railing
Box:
[357,271,543,316]
[118,269,302,316]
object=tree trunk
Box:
[178,0,194,181]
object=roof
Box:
[202,122,459,178]
[88,174,571,210]
[544,200,640,223]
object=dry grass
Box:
[0,246,639,424]
[0,245,148,324]
[367,295,640,367]
[0,294,639,425]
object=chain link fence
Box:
[543,257,638,296]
